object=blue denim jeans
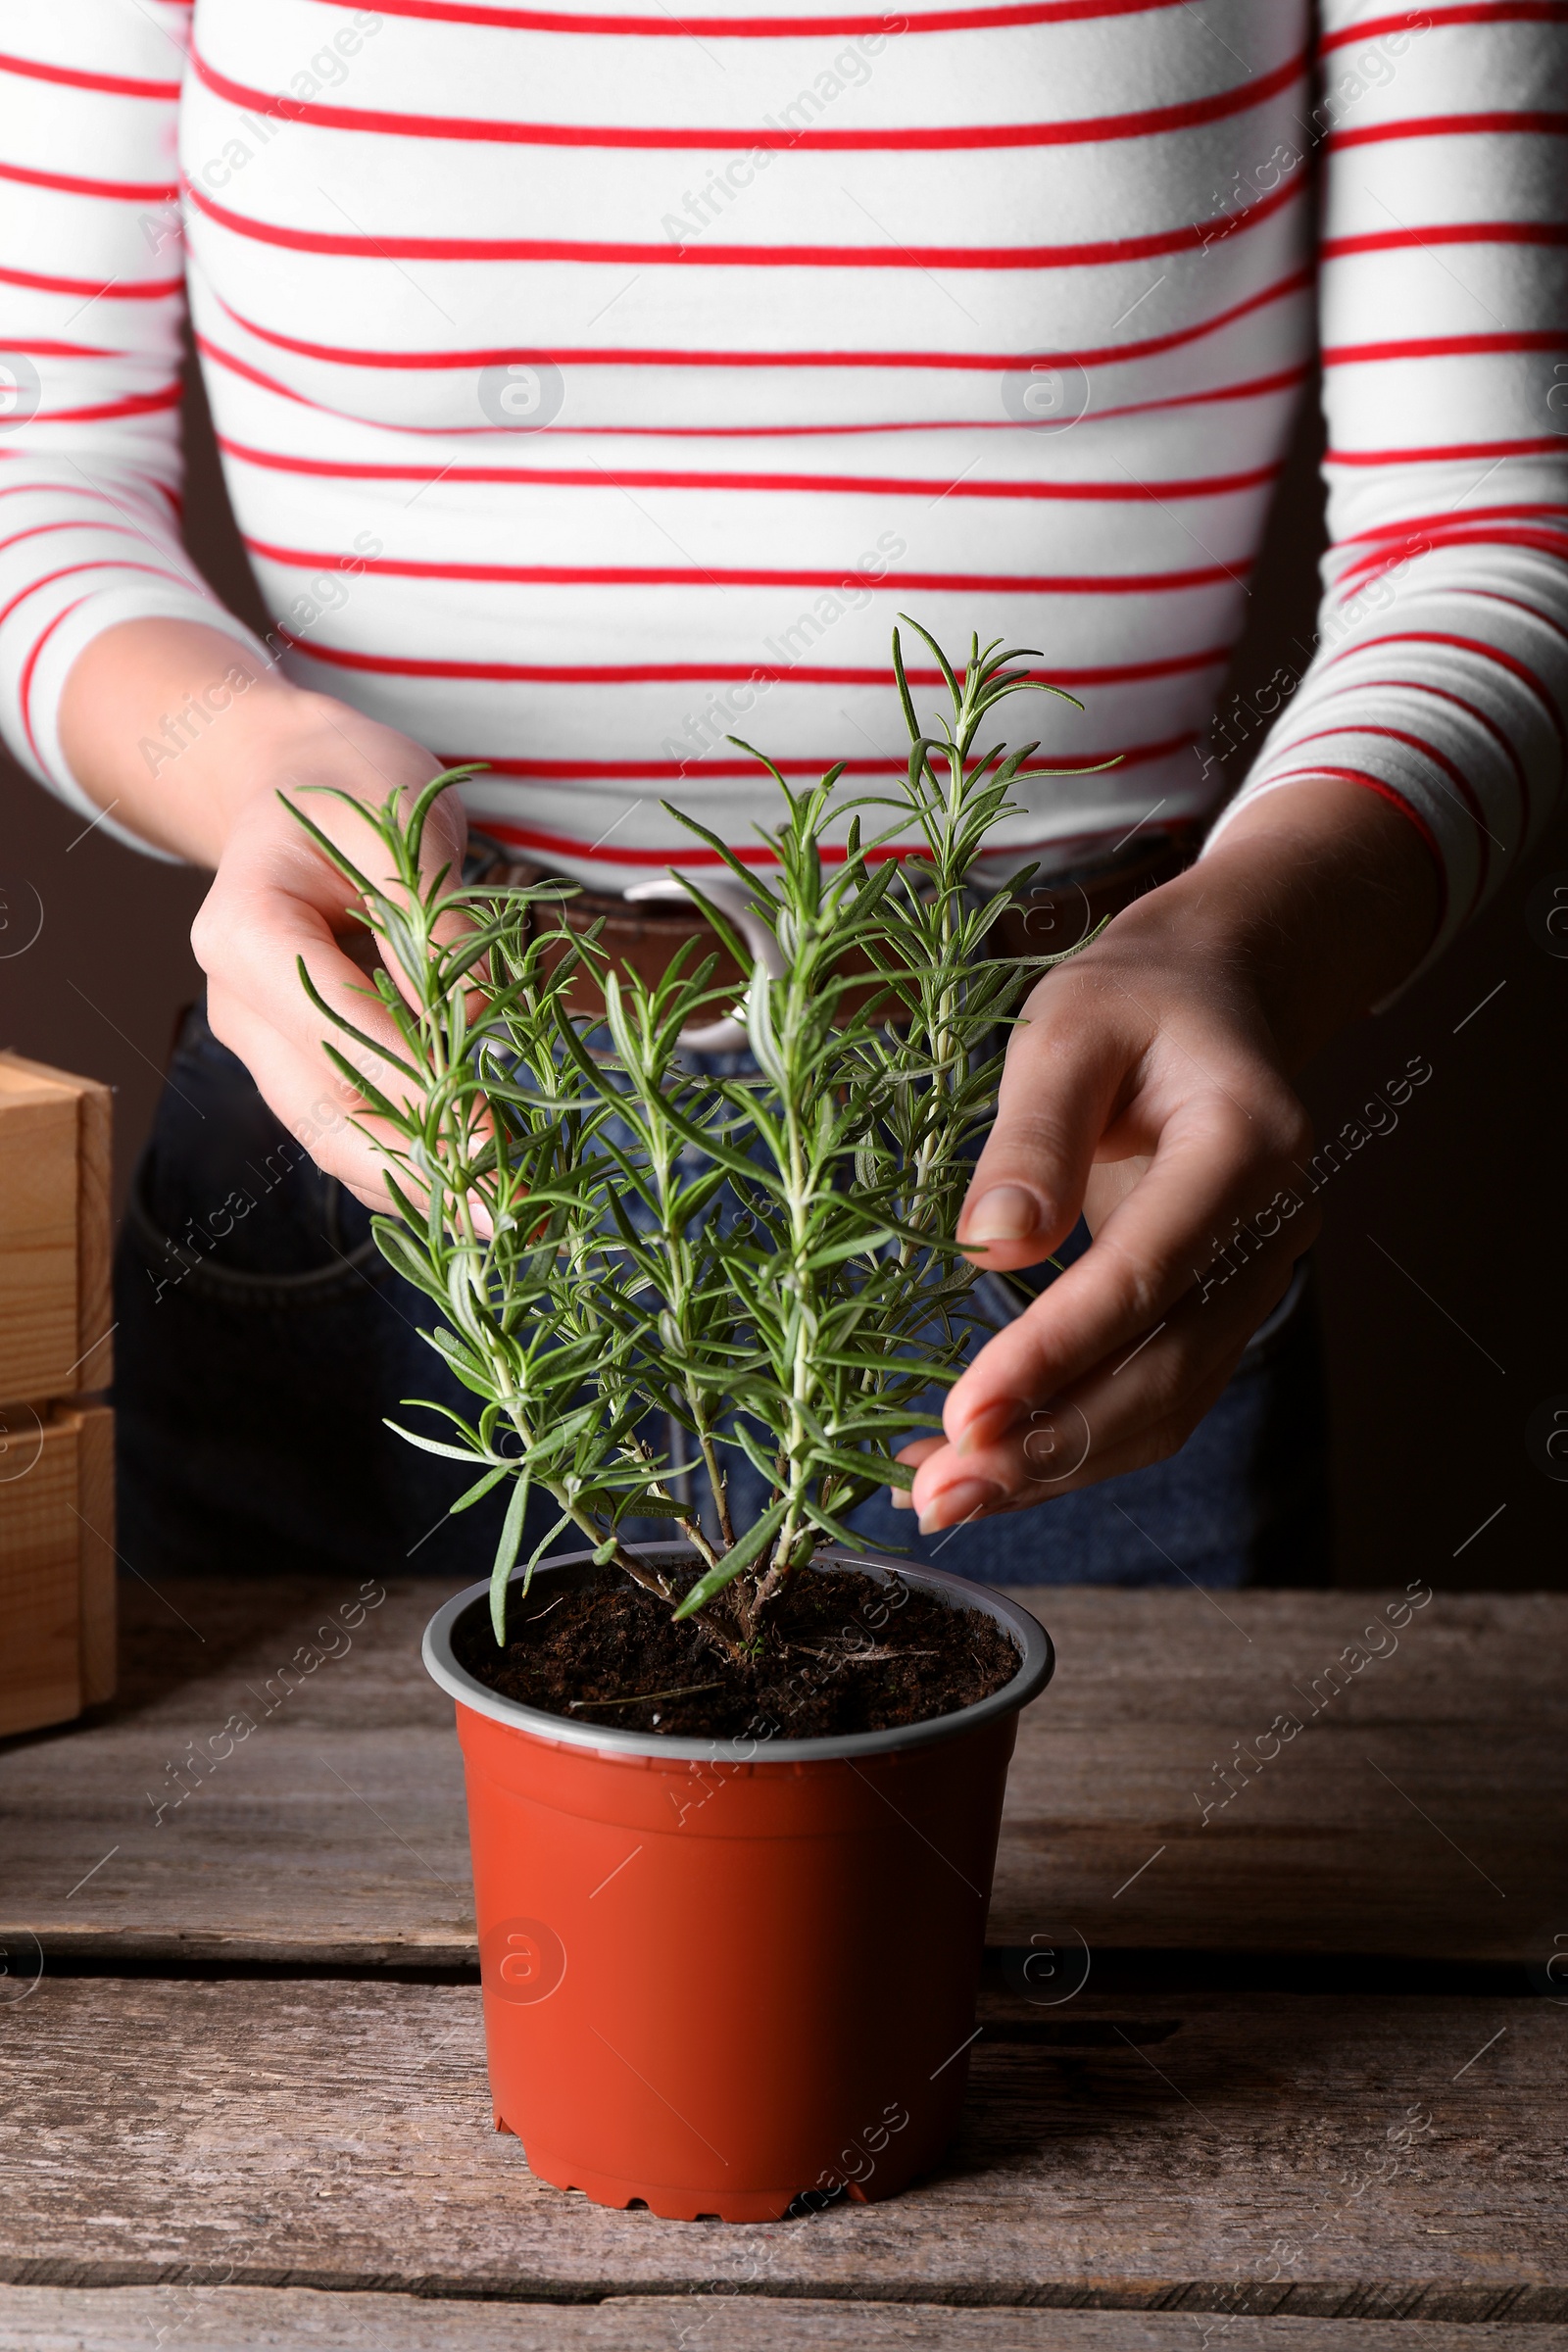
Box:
[114,1004,1330,1591]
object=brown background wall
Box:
[3,358,1564,1591]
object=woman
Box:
[2,0,1562,1584]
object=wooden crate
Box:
[0,1399,116,1739]
[0,1051,113,1403]
[1,1051,116,1737]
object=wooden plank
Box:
[0,1053,113,1404]
[0,2290,1562,2352]
[0,1411,80,1740]
[994,1585,1568,1970]
[0,1981,1561,2312]
[0,1573,472,1963]
[2,1582,1561,1969]
[0,1405,117,1740]
[0,1065,78,1408]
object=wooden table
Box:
[2,1576,1565,2350]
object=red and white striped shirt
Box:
[2,0,1565,962]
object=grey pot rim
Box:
[422,1541,1054,1765]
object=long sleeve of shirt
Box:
[2,0,1564,934]
[0,0,267,853]
[1205,0,1568,969]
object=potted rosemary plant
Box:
[294,623,1089,2220]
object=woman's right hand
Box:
[59,618,464,1207]
[191,697,467,1208]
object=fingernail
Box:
[955,1397,1028,1456]
[918,1478,1004,1536]
[960,1185,1046,1246]
[889,1486,914,1511]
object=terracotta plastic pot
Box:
[423,1544,1054,2222]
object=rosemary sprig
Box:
[290,621,1106,1647]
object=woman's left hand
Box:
[896,774,1442,1533]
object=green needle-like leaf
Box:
[489,1470,533,1641]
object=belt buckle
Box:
[623,876,783,1054]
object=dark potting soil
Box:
[451,1562,1019,1740]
